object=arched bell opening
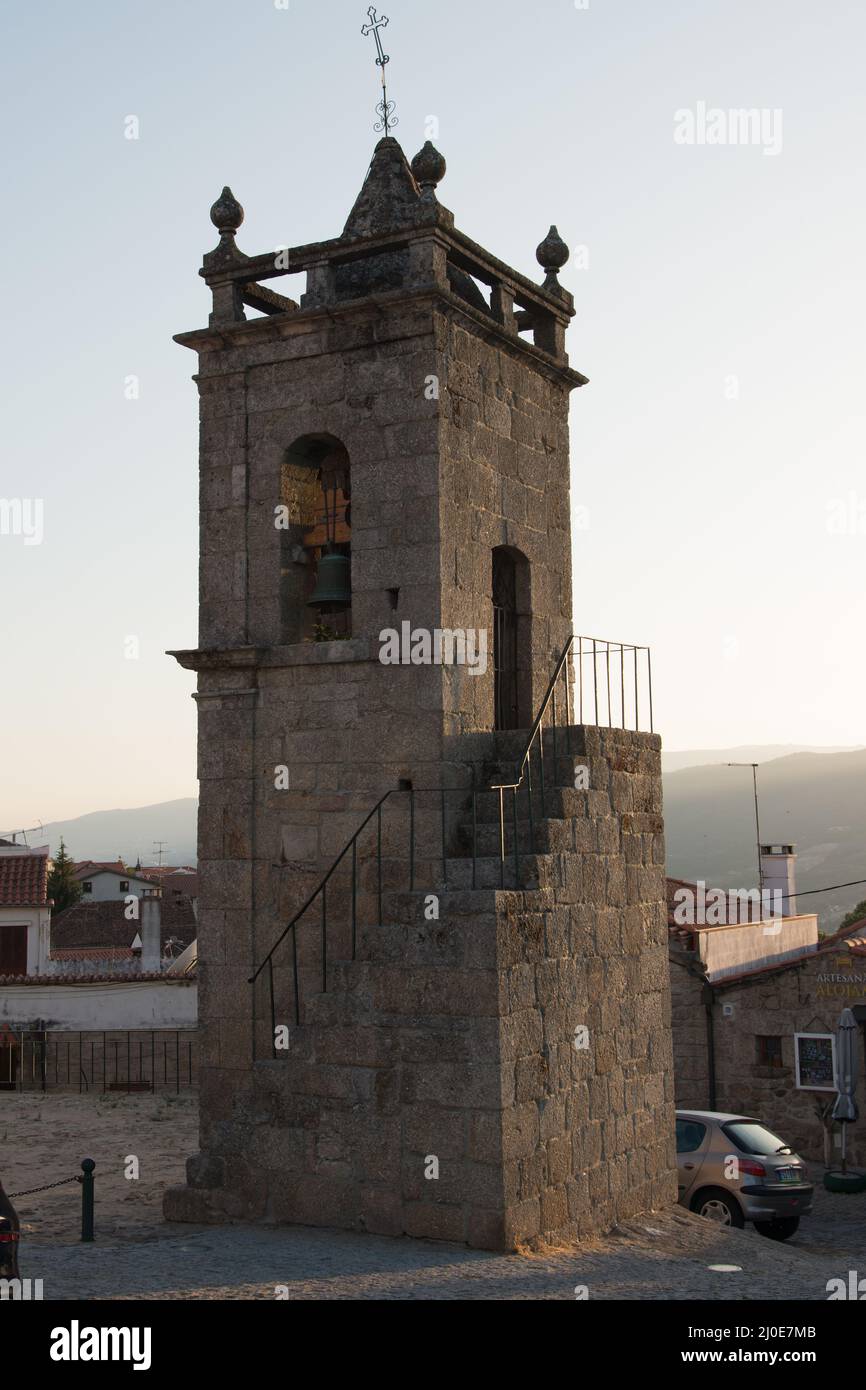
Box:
[279,435,352,642]
[492,545,532,730]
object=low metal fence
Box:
[0,1030,196,1094]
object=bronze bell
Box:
[308,549,351,611]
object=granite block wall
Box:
[166,725,677,1249]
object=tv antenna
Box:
[0,820,44,846]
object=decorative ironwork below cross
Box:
[361,6,397,136]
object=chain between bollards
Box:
[80,1158,95,1242]
[2,1159,95,1261]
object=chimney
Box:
[140,888,162,971]
[760,844,797,917]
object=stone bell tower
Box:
[165,137,677,1248]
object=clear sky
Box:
[1,0,864,827]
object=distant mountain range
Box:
[661,744,863,774]
[664,749,866,933]
[29,799,198,868]
[23,746,866,935]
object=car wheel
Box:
[754,1217,799,1241]
[690,1188,744,1228]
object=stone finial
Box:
[210,186,244,237]
[536,224,569,296]
[204,186,247,274]
[410,141,446,200]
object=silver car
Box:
[676,1109,813,1241]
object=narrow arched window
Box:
[492,546,531,729]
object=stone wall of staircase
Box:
[165,724,677,1249]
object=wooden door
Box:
[0,925,27,976]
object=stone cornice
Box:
[168,647,265,672]
[175,285,587,391]
[168,640,374,673]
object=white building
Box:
[73,861,157,902]
[0,843,51,976]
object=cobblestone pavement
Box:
[8,1094,865,1300]
[21,1193,866,1301]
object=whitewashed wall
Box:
[0,978,197,1030]
[77,872,156,902]
[698,914,819,981]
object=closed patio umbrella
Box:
[832,1007,860,1176]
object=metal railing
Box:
[0,1030,196,1094]
[489,634,578,888]
[249,780,475,1041]
[249,632,653,1046]
[574,635,653,733]
[490,635,653,885]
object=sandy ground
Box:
[3,1092,866,1299]
[2,1091,198,1243]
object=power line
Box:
[679,876,866,903]
[781,878,866,901]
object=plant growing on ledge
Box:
[312,621,350,643]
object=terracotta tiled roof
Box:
[0,973,189,986]
[49,946,135,961]
[73,861,135,882]
[51,897,196,952]
[138,865,196,879]
[665,875,819,940]
[821,915,866,946]
[0,853,49,907]
[666,876,698,908]
[666,877,699,947]
[160,870,199,899]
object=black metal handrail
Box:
[489,633,653,886]
[249,787,397,1033]
[248,632,653,1046]
[249,780,475,1042]
[492,636,577,794]
[488,634,575,888]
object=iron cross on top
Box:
[361,7,390,68]
[361,6,397,136]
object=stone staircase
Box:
[263,723,629,1024]
[169,720,672,1248]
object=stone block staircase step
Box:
[254,720,645,1053]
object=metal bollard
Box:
[80,1159,95,1243]
[0,1180,21,1280]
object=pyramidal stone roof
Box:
[342,137,425,240]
